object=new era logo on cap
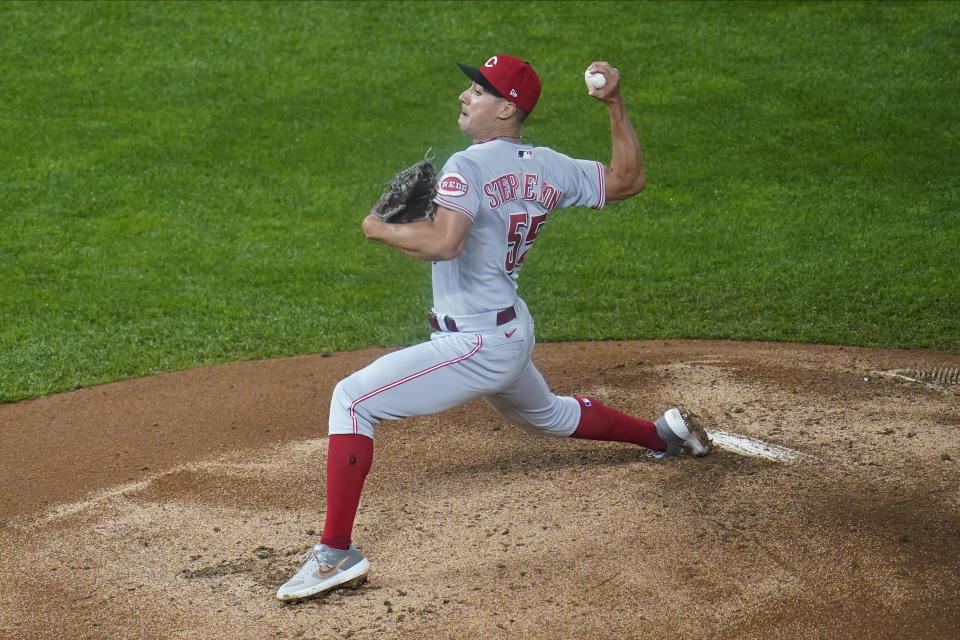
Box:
[457,54,541,114]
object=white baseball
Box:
[584,69,606,89]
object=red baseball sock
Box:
[570,397,666,452]
[320,434,374,550]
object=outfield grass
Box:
[1,1,957,403]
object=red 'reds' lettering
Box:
[437,172,470,197]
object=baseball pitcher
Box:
[277,55,712,601]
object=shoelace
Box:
[300,547,338,570]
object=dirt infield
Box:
[2,340,958,640]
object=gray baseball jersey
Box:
[432,138,605,316]
[328,138,606,440]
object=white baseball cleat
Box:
[276,543,370,601]
[653,408,713,458]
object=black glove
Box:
[370,149,438,224]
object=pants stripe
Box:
[349,334,484,434]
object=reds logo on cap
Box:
[437,172,469,197]
[457,54,541,114]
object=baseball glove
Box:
[370,149,438,224]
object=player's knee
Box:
[328,378,358,435]
[328,375,381,439]
[330,378,349,412]
[501,396,579,438]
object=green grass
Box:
[1,1,958,402]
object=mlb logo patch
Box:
[518,149,533,159]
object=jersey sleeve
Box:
[552,152,606,211]
[433,152,482,221]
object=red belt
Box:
[428,306,517,332]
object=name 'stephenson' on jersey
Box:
[432,138,605,316]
